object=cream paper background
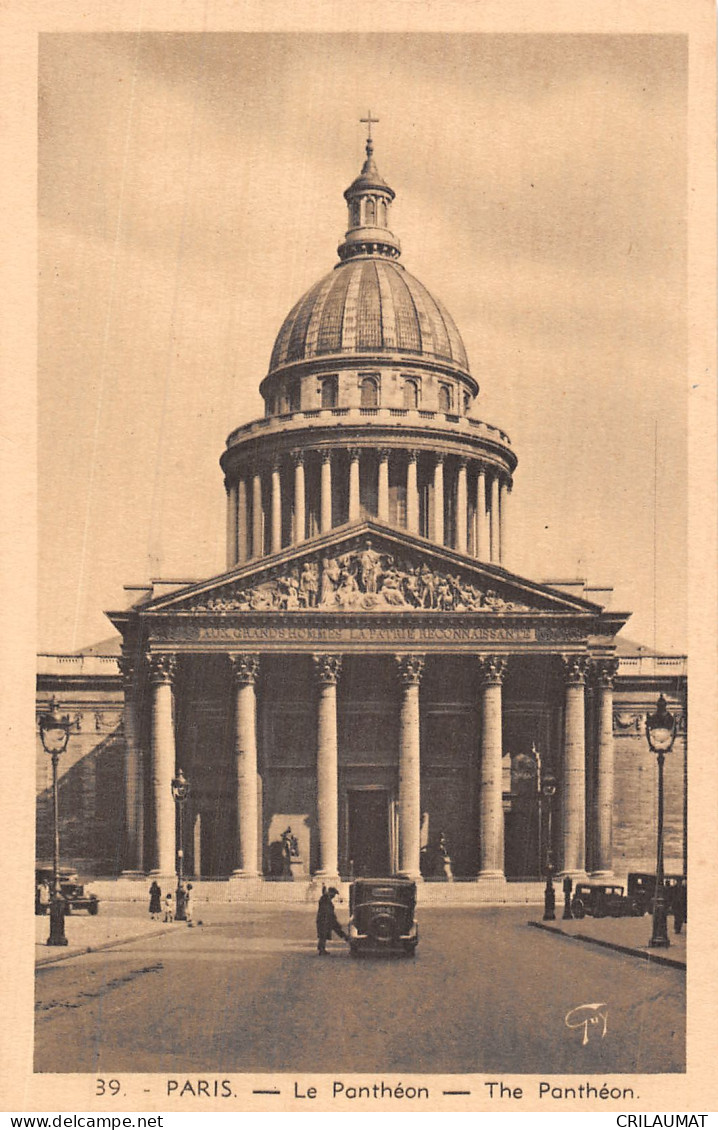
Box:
[0,0,715,1114]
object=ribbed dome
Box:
[268,258,470,376]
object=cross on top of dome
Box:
[339,112,400,262]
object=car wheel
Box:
[572,900,585,919]
[631,901,642,917]
[88,902,99,916]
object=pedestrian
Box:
[163,892,174,922]
[149,880,162,920]
[185,883,193,926]
[316,886,346,955]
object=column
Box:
[320,451,332,533]
[377,448,390,523]
[489,473,500,563]
[432,455,445,545]
[476,467,488,560]
[313,654,342,880]
[293,452,306,544]
[192,811,201,877]
[477,656,507,881]
[237,477,248,564]
[406,451,419,534]
[226,481,238,569]
[119,654,144,874]
[230,654,260,878]
[348,448,361,523]
[456,458,468,554]
[499,479,509,567]
[591,658,619,878]
[561,655,590,877]
[270,461,282,554]
[149,654,177,877]
[252,471,263,558]
[396,655,425,881]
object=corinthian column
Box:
[591,658,619,878]
[226,481,238,569]
[456,458,468,553]
[406,451,419,534]
[396,655,425,881]
[561,655,590,878]
[313,655,342,881]
[433,455,445,545]
[476,467,488,560]
[252,471,263,558]
[499,479,509,567]
[477,656,507,881]
[270,461,282,554]
[490,473,500,563]
[293,452,305,545]
[237,477,248,564]
[148,654,177,877]
[229,654,260,878]
[348,448,361,522]
[119,654,144,874]
[378,448,390,523]
[320,451,332,533]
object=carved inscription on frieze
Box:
[156,623,540,644]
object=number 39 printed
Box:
[96,1079,122,1096]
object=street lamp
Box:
[38,697,73,946]
[541,774,557,921]
[171,769,190,921]
[646,694,676,948]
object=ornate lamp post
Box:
[171,769,190,921]
[646,695,676,948]
[38,698,72,946]
[541,774,557,921]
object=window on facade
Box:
[438,384,452,413]
[403,379,419,409]
[321,376,338,409]
[350,202,360,227]
[366,198,376,224]
[360,375,380,408]
[289,383,300,412]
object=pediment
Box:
[143,522,604,618]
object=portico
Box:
[112,523,627,893]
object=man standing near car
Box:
[316,886,347,955]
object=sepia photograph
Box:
[1,1,716,1115]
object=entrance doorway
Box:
[347,789,391,877]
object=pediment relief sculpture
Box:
[190,542,530,614]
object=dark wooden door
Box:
[348,790,390,877]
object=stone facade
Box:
[36,136,687,892]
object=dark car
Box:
[627,872,686,916]
[347,877,418,957]
[570,882,642,919]
[35,866,100,916]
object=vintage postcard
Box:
[0,0,716,1117]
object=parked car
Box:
[626,872,686,916]
[570,882,642,919]
[35,866,100,916]
[347,877,418,957]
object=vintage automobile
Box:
[626,872,686,916]
[347,877,418,957]
[35,866,100,916]
[570,882,642,919]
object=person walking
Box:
[148,880,162,920]
[163,892,174,922]
[185,883,193,926]
[316,886,346,955]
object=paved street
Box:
[35,906,684,1075]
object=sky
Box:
[38,32,688,654]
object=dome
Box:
[268,257,470,376]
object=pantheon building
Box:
[37,135,687,898]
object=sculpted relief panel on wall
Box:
[190,543,531,614]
